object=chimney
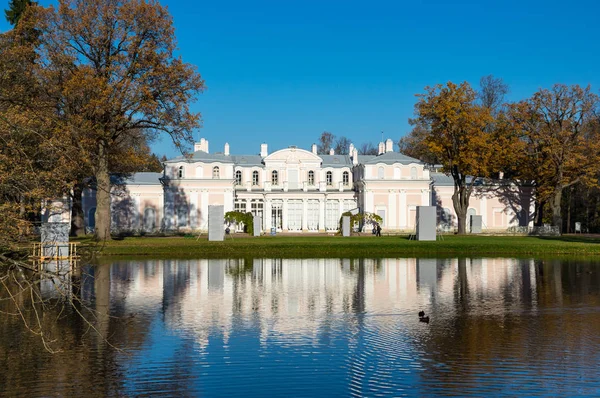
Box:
[311,143,317,154]
[352,148,358,165]
[203,138,210,153]
[260,143,268,157]
[378,142,385,155]
[224,143,230,156]
[329,148,334,155]
[194,141,202,152]
[385,139,393,153]
[349,143,355,155]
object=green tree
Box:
[4,0,35,26]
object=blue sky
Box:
[3,0,599,158]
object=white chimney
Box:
[352,148,358,165]
[329,148,334,155]
[224,142,230,156]
[197,137,209,153]
[385,139,393,153]
[260,143,268,157]
[378,142,385,155]
[349,143,355,155]
[311,143,317,154]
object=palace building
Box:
[82,138,534,234]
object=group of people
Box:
[372,223,382,237]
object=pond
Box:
[1,257,599,396]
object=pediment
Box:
[264,147,321,165]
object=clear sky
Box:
[2,0,600,158]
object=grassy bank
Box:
[74,234,600,259]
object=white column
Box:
[302,198,308,231]
[338,198,343,218]
[282,198,288,231]
[264,199,272,231]
[421,189,430,206]
[224,189,234,213]
[365,189,374,214]
[190,191,198,229]
[319,197,325,232]
[200,189,209,231]
[388,189,397,229]
[399,190,407,228]
[481,196,487,227]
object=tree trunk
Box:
[534,200,545,227]
[566,187,572,234]
[550,188,563,234]
[452,185,470,234]
[70,183,86,236]
[94,142,111,241]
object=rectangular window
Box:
[325,200,338,231]
[288,200,302,231]
[307,200,319,231]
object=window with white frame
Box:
[326,171,333,186]
[272,170,278,185]
[288,200,302,231]
[325,200,338,231]
[250,200,263,219]
[410,167,417,180]
[212,166,220,179]
[252,170,259,186]
[308,170,315,185]
[234,199,246,213]
[343,171,349,185]
[378,166,384,179]
[235,170,242,185]
[307,200,319,231]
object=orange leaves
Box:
[414,81,495,179]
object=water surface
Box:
[1,257,599,396]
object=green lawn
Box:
[74,234,600,260]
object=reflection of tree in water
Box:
[416,259,600,395]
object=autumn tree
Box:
[317,131,335,154]
[4,0,35,26]
[357,142,378,155]
[0,16,80,251]
[398,122,439,164]
[413,82,495,234]
[478,75,509,115]
[333,136,351,155]
[508,84,600,232]
[20,0,205,241]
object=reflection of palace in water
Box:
[98,257,549,348]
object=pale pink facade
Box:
[82,137,534,234]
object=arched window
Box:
[308,170,315,185]
[271,170,278,185]
[252,170,259,186]
[178,166,184,179]
[212,166,220,179]
[410,167,417,180]
[326,171,333,186]
[235,170,242,185]
[343,171,349,185]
